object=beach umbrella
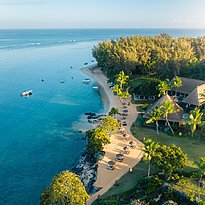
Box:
[108,160,116,166]
[129,141,134,145]
[123,146,130,151]
[116,154,124,159]
[129,140,136,148]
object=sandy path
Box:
[81,65,143,204]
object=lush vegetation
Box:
[92,34,205,80]
[94,126,205,205]
[86,116,120,156]
[113,70,131,98]
[40,170,89,205]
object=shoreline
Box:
[81,64,114,115]
[81,64,144,204]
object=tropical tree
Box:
[40,170,89,205]
[92,35,203,79]
[160,100,179,134]
[119,90,131,99]
[195,157,205,201]
[188,108,203,137]
[99,116,120,134]
[86,127,110,155]
[116,71,129,90]
[172,76,182,89]
[158,79,171,97]
[113,71,131,99]
[153,144,187,178]
[112,84,122,96]
[141,139,160,178]
[146,107,162,135]
[108,107,119,118]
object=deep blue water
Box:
[0,29,205,205]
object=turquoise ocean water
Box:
[0,29,205,205]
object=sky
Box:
[0,0,205,29]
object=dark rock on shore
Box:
[74,151,98,194]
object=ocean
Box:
[0,29,205,205]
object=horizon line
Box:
[0,27,205,30]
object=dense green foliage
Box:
[86,116,120,155]
[99,116,120,133]
[137,78,160,97]
[92,34,205,79]
[188,108,203,137]
[141,139,159,177]
[146,107,162,135]
[160,100,179,134]
[113,71,131,98]
[40,170,89,205]
[195,157,205,202]
[142,139,188,178]
[108,107,119,117]
[158,76,182,97]
[86,127,110,155]
[153,144,188,177]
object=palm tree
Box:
[146,107,162,135]
[172,76,182,88]
[195,157,205,201]
[113,71,131,99]
[188,108,203,137]
[158,79,171,97]
[172,76,182,95]
[116,70,129,90]
[109,107,119,118]
[141,139,160,178]
[112,84,122,96]
[160,100,179,134]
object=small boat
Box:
[20,90,32,97]
[83,78,91,83]
[92,85,99,89]
[60,80,65,83]
[84,62,88,65]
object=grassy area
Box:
[92,117,205,204]
[92,162,149,205]
[131,126,205,168]
[173,178,205,201]
[101,161,148,199]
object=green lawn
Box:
[131,126,205,168]
[173,178,205,201]
[101,161,148,199]
[92,118,205,204]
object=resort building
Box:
[143,94,184,123]
[170,77,205,106]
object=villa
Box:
[170,77,205,106]
[143,94,184,123]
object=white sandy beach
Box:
[81,64,143,204]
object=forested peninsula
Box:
[92,34,205,80]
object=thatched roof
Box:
[171,77,205,94]
[183,85,205,106]
[144,94,184,122]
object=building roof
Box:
[183,85,205,106]
[171,77,205,94]
[144,94,184,122]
